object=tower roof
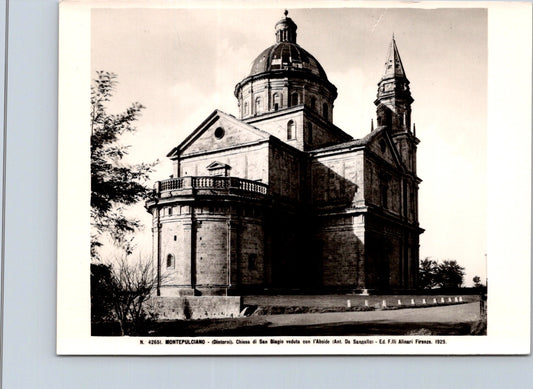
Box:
[382,35,407,80]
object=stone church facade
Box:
[146,12,423,297]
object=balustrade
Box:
[160,177,184,191]
[157,176,268,196]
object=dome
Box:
[234,10,337,121]
[249,42,329,80]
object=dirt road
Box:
[152,302,484,336]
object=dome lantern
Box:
[275,10,297,43]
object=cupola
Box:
[234,10,337,123]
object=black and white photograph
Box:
[57,1,531,355]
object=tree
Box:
[473,275,483,288]
[418,258,466,289]
[90,71,156,259]
[110,256,160,335]
[91,262,115,323]
[434,260,465,289]
[418,257,437,289]
[92,255,161,336]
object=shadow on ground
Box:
[93,317,486,337]
[149,319,485,337]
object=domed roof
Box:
[247,10,329,81]
[249,42,329,80]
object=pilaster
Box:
[182,214,196,292]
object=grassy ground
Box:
[243,294,480,315]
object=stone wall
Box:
[179,142,270,183]
[247,108,349,151]
[150,296,242,320]
[236,218,266,286]
[316,214,365,289]
[268,143,304,201]
[303,116,345,151]
[311,150,364,208]
[365,216,414,290]
[195,217,229,290]
[250,109,305,150]
[364,157,402,216]
[155,202,268,296]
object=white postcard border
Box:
[57,1,531,355]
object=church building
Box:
[146,11,423,296]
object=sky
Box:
[91,6,487,286]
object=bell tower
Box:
[372,36,422,290]
[374,35,418,174]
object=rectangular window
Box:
[248,254,257,271]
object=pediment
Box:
[168,110,270,159]
[366,128,403,169]
[375,102,396,113]
[206,161,230,170]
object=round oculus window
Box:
[214,127,225,139]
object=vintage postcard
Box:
[57,1,531,355]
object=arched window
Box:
[166,254,175,269]
[255,97,262,115]
[273,93,281,111]
[244,101,249,115]
[287,120,295,140]
[323,103,328,121]
[307,122,313,144]
[310,96,317,111]
[291,93,299,107]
